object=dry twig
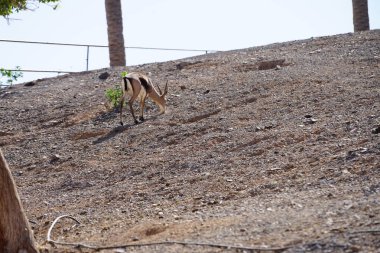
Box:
[349,229,380,234]
[47,215,290,252]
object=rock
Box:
[309,49,322,55]
[0,131,14,137]
[176,61,202,70]
[98,72,110,80]
[349,246,361,253]
[257,59,286,70]
[14,171,23,176]
[176,62,190,70]
[24,81,36,87]
[346,150,358,160]
[326,218,334,226]
[371,126,380,134]
[49,154,62,164]
[304,117,318,124]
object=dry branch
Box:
[0,149,38,253]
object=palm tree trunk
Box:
[352,0,370,32]
[105,0,126,66]
[0,149,38,253]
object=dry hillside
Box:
[0,30,379,252]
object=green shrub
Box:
[105,71,128,109]
[0,66,23,86]
[105,84,123,108]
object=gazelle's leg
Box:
[119,93,126,126]
[129,97,138,124]
[139,95,147,122]
[129,79,142,124]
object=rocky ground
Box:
[1,30,379,253]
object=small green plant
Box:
[0,66,23,87]
[105,84,122,108]
[105,71,128,109]
[121,71,128,78]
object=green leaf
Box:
[0,67,23,86]
[121,71,128,78]
[1,0,60,17]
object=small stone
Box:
[326,218,334,226]
[27,165,37,171]
[349,246,361,253]
[202,172,211,177]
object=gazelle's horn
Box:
[157,82,163,95]
[163,81,168,96]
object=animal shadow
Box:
[93,124,132,144]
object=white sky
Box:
[1,0,380,84]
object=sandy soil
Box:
[1,30,379,252]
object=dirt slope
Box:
[0,30,379,252]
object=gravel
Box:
[0,30,379,252]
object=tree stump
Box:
[0,149,38,253]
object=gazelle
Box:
[119,72,168,125]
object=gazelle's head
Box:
[154,81,168,114]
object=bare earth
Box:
[1,30,379,253]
